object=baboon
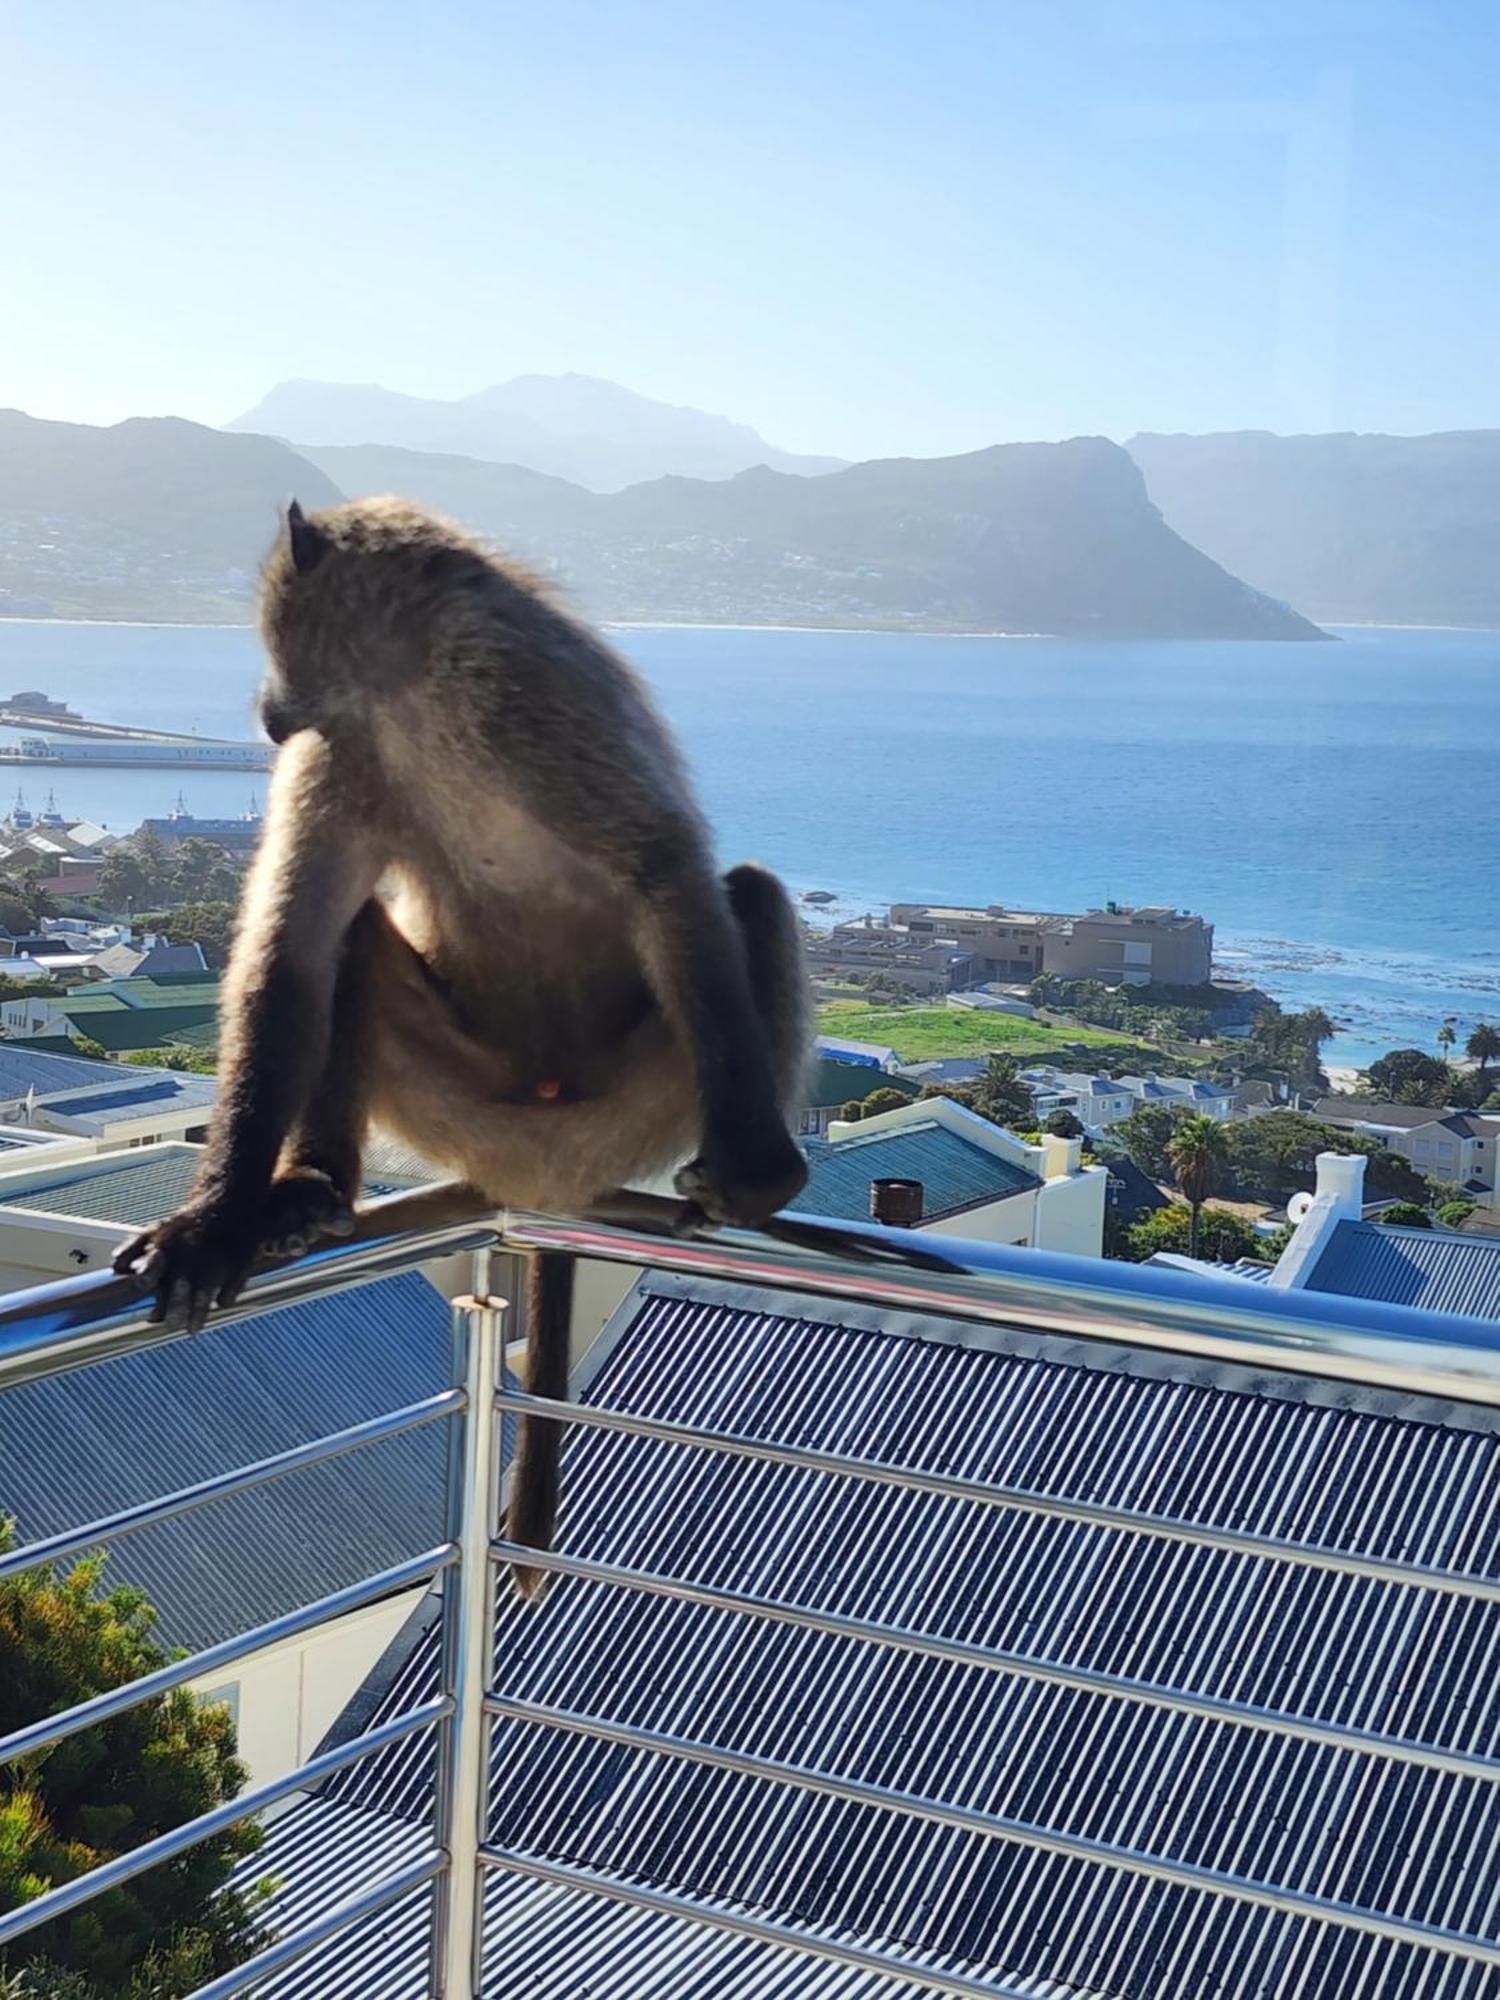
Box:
[115,497,811,1592]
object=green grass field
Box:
[816,1000,1136,1063]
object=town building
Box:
[1020,1064,1137,1131]
[0,1049,218,1151]
[1312,1097,1500,1207]
[889,901,1049,982]
[1113,1072,1236,1120]
[1040,902,1213,987]
[814,1093,1107,1255]
[804,918,972,994]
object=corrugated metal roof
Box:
[44,1076,192,1115]
[0,1271,453,1649]
[800,1121,1038,1222]
[1307,1219,1500,1321]
[241,1797,1100,2000]
[0,1045,138,1097]
[0,1146,417,1227]
[251,1282,1499,1999]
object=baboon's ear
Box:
[286,499,330,576]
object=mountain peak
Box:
[228,374,846,493]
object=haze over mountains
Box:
[4,374,1499,636]
[302,435,1321,639]
[228,374,846,493]
[1129,430,1500,628]
[0,409,1319,639]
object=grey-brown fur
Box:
[115,496,812,1592]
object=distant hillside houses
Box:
[810,898,1213,997]
[0,965,217,1052]
[0,790,121,896]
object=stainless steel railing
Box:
[0,1184,1497,1997]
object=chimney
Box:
[1315,1151,1367,1221]
[870,1177,923,1226]
[1041,1134,1083,1179]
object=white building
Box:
[1021,1066,1136,1133]
[816,1093,1108,1257]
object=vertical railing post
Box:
[430,1290,506,1997]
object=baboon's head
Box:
[256,496,479,743]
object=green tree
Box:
[119,1047,217,1075]
[1437,1020,1457,1059]
[1467,1023,1500,1087]
[1122,1204,1265,1265]
[1042,1109,1085,1139]
[158,904,237,972]
[1166,1113,1229,1259]
[168,841,233,908]
[1365,1047,1452,1107]
[857,1087,913,1120]
[0,1524,269,1996]
[1436,1199,1477,1230]
[94,851,152,918]
[1379,1201,1433,1230]
[969,1054,1035,1131]
[1113,1103,1187,1182]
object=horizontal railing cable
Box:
[0,1390,464,1585]
[184,1852,447,2000]
[481,1699,1500,1971]
[0,1544,455,1768]
[494,1384,1500,1605]
[478,1846,1049,2000]
[0,1698,454,1948]
[488,1541,1497,1783]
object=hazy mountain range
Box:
[5,374,1499,634]
[228,374,846,492]
[0,408,1320,639]
[301,435,1322,639]
[1129,430,1500,628]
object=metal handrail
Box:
[0,1183,1498,1997]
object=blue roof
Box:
[0,1272,452,1650]
[0,1045,137,1098]
[0,1146,418,1228]
[237,1279,1499,2000]
[799,1118,1039,1221]
[46,1076,194,1115]
[1307,1219,1500,1322]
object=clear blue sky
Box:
[5,0,1498,458]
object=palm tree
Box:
[1467,1022,1500,1086]
[1167,1112,1229,1260]
[1437,1020,1457,1060]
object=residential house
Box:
[0,1043,219,1152]
[1159,1148,1500,1322]
[815,1093,1107,1256]
[1313,1097,1500,1208]
[0,1140,432,1288]
[812,1033,904,1074]
[234,1258,1494,1997]
[19,971,220,1054]
[798,1055,917,1140]
[1041,903,1213,987]
[1115,1072,1236,1120]
[1020,1064,1136,1132]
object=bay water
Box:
[1,618,1495,1069]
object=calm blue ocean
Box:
[1,618,1496,1068]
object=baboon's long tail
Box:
[508,1251,575,1601]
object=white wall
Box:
[194,1589,424,1788]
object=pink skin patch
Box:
[534,1079,563,1101]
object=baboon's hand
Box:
[113,1199,265,1334]
[259,1168,356,1259]
[674,1128,808,1227]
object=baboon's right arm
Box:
[115,732,383,1326]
